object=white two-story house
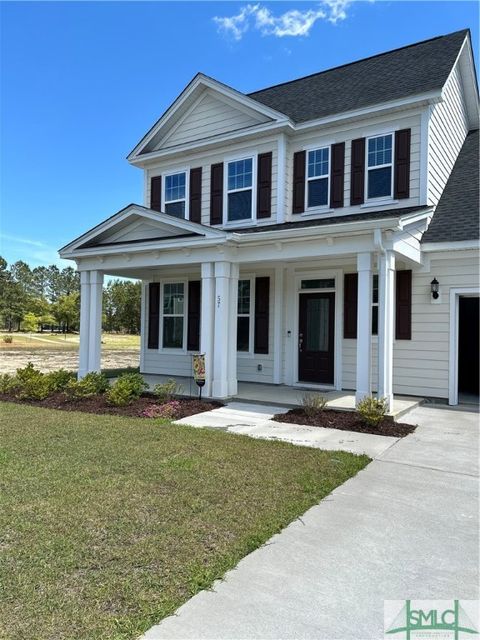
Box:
[60,29,479,408]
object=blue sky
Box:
[0,1,478,268]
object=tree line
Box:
[0,257,141,334]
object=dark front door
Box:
[458,297,479,396]
[298,292,334,384]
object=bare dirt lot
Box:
[0,333,140,374]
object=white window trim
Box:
[159,279,188,353]
[223,155,257,227]
[237,276,255,357]
[161,167,190,220]
[305,146,331,212]
[365,133,394,203]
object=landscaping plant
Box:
[301,393,328,417]
[356,396,387,427]
[153,378,182,403]
[44,369,75,393]
[2,335,13,344]
[143,400,181,420]
[66,372,109,399]
[106,372,148,406]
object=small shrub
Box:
[16,362,42,384]
[106,373,148,407]
[0,373,17,395]
[66,372,109,399]
[153,378,182,403]
[356,396,387,427]
[16,375,51,401]
[2,335,13,344]
[301,393,328,417]
[45,369,75,393]
[143,400,181,420]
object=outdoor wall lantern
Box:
[430,277,440,300]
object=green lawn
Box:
[0,332,140,351]
[0,403,369,640]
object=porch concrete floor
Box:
[140,374,421,419]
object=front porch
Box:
[139,374,421,419]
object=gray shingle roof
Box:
[234,206,431,234]
[422,130,479,243]
[248,30,469,123]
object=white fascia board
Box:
[61,235,227,260]
[294,90,443,133]
[129,121,293,166]
[127,74,291,162]
[421,239,480,252]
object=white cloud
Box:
[213,1,352,40]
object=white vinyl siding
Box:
[427,65,469,206]
[287,111,422,221]
[146,140,278,227]
[162,91,269,149]
[342,252,480,399]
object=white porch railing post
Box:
[378,251,395,410]
[212,261,232,398]
[78,271,91,379]
[355,253,372,404]
[200,263,215,398]
[227,263,239,396]
[88,270,104,373]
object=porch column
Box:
[378,251,395,410]
[78,271,91,379]
[227,263,239,396]
[88,270,104,373]
[356,253,372,404]
[273,266,284,384]
[200,263,215,398]
[212,261,233,398]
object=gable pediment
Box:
[59,204,226,256]
[128,74,290,161]
[158,89,271,150]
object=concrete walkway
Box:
[143,405,479,640]
[175,402,398,458]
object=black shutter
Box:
[350,138,365,205]
[210,163,223,225]
[187,280,201,351]
[396,270,412,340]
[330,142,345,209]
[189,168,202,223]
[394,129,411,199]
[150,176,162,212]
[292,150,306,214]
[147,283,160,349]
[254,277,269,354]
[343,273,358,339]
[257,152,272,219]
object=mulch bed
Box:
[0,392,222,420]
[273,408,416,438]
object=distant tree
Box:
[22,312,39,332]
[103,280,141,334]
[52,292,80,332]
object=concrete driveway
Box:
[143,405,479,640]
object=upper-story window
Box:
[367,134,393,200]
[227,158,253,222]
[164,171,187,218]
[307,147,330,208]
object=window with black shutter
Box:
[396,270,412,340]
[343,273,358,338]
[147,283,160,349]
[254,277,270,354]
[187,280,201,351]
